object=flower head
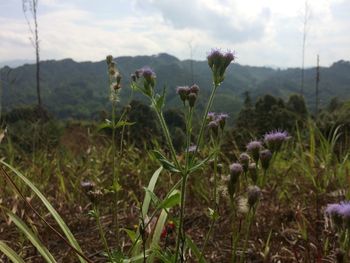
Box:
[259,149,272,170]
[207,48,235,85]
[216,113,229,129]
[247,186,261,208]
[239,153,250,173]
[264,130,290,152]
[176,86,190,102]
[228,163,243,197]
[135,66,156,93]
[246,140,262,163]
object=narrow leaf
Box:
[0,241,25,263]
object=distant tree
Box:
[22,0,42,109]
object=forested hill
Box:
[1,53,349,119]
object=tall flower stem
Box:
[151,98,181,171]
[240,208,256,263]
[191,83,219,161]
[94,204,113,262]
[175,107,193,262]
[111,98,120,247]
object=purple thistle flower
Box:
[216,113,229,129]
[207,112,216,121]
[230,163,243,176]
[136,67,156,89]
[246,140,262,163]
[264,130,290,152]
[207,48,223,69]
[207,48,235,85]
[239,153,250,173]
[208,120,219,136]
[247,185,261,208]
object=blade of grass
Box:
[0,241,25,263]
[0,161,91,263]
[6,210,57,263]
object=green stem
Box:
[175,174,188,263]
[94,205,113,262]
[199,215,216,261]
[240,208,256,263]
[191,83,219,161]
[151,98,182,171]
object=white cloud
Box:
[0,0,349,67]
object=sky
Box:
[0,0,349,67]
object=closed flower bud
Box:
[246,141,262,163]
[106,55,113,65]
[260,149,272,170]
[116,74,122,85]
[239,153,250,173]
[228,163,243,196]
[208,120,219,136]
[188,92,197,108]
[189,84,200,95]
[247,186,261,208]
[176,86,190,102]
[131,74,137,82]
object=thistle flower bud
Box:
[247,186,261,208]
[116,74,122,85]
[259,149,272,170]
[208,120,219,136]
[228,163,243,196]
[188,92,197,108]
[106,55,113,65]
[176,86,190,102]
[131,74,137,82]
[239,153,250,173]
[248,163,258,184]
[217,113,229,130]
[189,84,200,95]
[246,141,262,163]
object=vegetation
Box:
[1,50,350,263]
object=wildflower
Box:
[246,140,262,163]
[326,202,350,227]
[188,92,197,108]
[228,163,243,196]
[189,84,200,95]
[264,130,290,152]
[135,67,156,94]
[247,186,261,208]
[207,112,216,121]
[259,149,272,170]
[208,120,219,136]
[176,86,190,102]
[207,48,235,85]
[216,113,229,130]
[239,153,250,173]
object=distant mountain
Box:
[0,59,34,68]
[1,54,349,121]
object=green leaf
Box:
[1,160,87,263]
[143,187,160,207]
[122,228,137,243]
[155,87,166,111]
[132,167,162,259]
[158,190,180,209]
[0,241,25,263]
[115,121,136,129]
[97,120,112,131]
[188,153,214,174]
[152,150,180,173]
[7,211,57,263]
[185,235,207,263]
